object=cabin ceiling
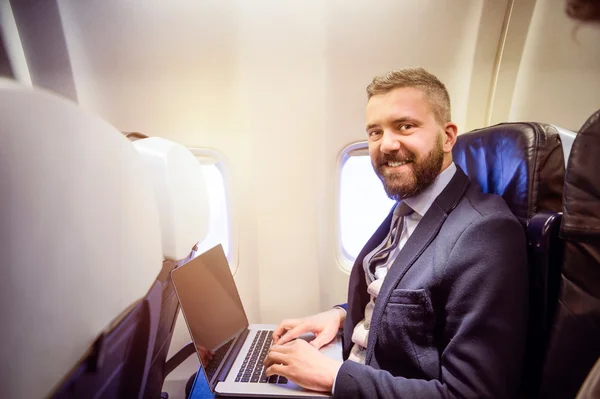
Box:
[1,0,599,134]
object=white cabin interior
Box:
[1,0,598,397]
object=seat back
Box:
[0,79,164,398]
[541,110,600,398]
[131,137,210,398]
[51,281,162,399]
[452,122,566,396]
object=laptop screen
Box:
[171,244,248,351]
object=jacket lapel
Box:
[365,166,470,363]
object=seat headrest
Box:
[0,79,163,398]
[133,138,210,261]
[562,110,600,239]
[552,125,577,167]
[453,122,565,226]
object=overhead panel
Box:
[10,0,78,101]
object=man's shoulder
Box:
[441,183,521,235]
[438,184,526,266]
[458,183,517,220]
[432,182,523,252]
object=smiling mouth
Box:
[385,160,412,167]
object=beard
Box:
[373,138,444,201]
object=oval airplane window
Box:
[189,149,233,266]
[338,142,395,269]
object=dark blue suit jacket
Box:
[334,166,528,398]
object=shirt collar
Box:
[402,162,457,217]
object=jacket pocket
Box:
[380,289,438,377]
[388,288,430,306]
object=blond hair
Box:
[367,67,451,125]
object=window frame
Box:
[336,141,373,272]
[188,147,238,273]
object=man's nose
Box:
[380,130,401,153]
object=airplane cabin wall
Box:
[509,1,600,131]
[2,0,599,391]
[49,0,505,366]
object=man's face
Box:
[366,87,450,201]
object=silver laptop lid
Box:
[171,244,249,352]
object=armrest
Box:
[164,342,196,377]
[524,211,564,396]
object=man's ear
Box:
[443,122,458,153]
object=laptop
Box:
[171,244,343,398]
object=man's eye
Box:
[368,130,382,137]
[398,124,414,131]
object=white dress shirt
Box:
[374,162,457,280]
[332,162,457,393]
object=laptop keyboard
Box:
[205,337,235,382]
[235,330,288,384]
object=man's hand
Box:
[264,339,342,393]
[272,308,346,349]
[196,344,214,367]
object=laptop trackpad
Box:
[294,332,342,362]
[294,332,316,343]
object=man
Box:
[264,68,528,398]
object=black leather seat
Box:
[51,281,162,399]
[577,357,600,398]
[540,110,600,398]
[453,122,566,396]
